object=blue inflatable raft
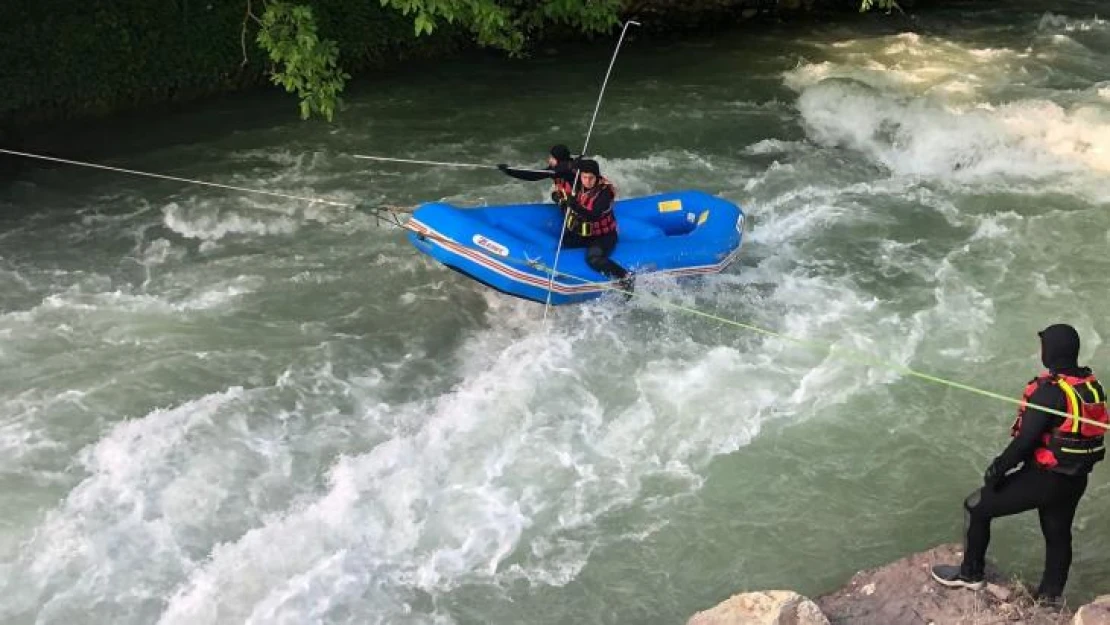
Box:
[405,190,745,305]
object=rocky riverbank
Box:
[688,544,1110,625]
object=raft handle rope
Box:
[0,146,1105,431]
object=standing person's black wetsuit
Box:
[932,323,1107,605]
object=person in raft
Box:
[498,149,634,296]
[551,158,633,295]
[931,323,1107,606]
[497,144,577,198]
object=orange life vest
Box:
[564,178,617,238]
[553,176,574,198]
[1011,372,1107,473]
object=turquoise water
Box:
[2,2,1109,623]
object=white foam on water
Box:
[3,352,404,624]
[1037,13,1108,34]
[584,154,680,197]
[0,390,87,475]
[968,211,1023,242]
[98,267,919,624]
[162,200,301,241]
[914,257,997,362]
[2,389,248,623]
[138,238,186,267]
[783,10,1110,185]
[18,277,262,316]
[794,77,1110,179]
[784,34,1029,103]
[743,139,809,155]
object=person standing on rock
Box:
[932,323,1107,605]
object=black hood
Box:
[577,159,601,176]
[550,144,571,162]
[1040,323,1080,372]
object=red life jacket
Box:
[1011,372,1107,473]
[551,162,576,198]
[553,176,574,198]
[564,178,618,238]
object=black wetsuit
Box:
[502,162,629,283]
[960,325,1096,598]
[499,162,576,187]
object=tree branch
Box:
[241,0,264,68]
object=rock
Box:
[1074,595,1110,625]
[985,582,1011,602]
[687,590,830,625]
[815,543,1071,625]
[686,544,1104,625]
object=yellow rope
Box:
[404,220,1109,431]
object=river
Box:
[2,1,1108,623]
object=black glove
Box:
[551,189,568,204]
[983,458,1006,489]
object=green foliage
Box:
[244,0,624,121]
[1,0,917,126]
[379,0,623,55]
[0,0,252,122]
[859,0,902,14]
[0,0,450,126]
[256,2,350,121]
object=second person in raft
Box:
[498,149,634,295]
[498,144,577,189]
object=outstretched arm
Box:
[498,164,555,182]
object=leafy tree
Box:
[379,0,622,54]
[859,0,901,13]
[255,2,350,121]
[256,0,901,121]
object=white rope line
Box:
[0,148,354,208]
[542,19,641,326]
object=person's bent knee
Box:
[586,251,606,272]
[964,488,983,515]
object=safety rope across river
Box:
[1,146,1105,430]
